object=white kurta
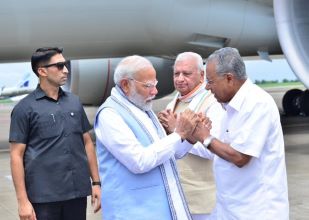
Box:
[166,85,224,216]
[95,87,193,220]
[95,108,193,173]
[211,80,289,220]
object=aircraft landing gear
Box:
[300,90,309,116]
[282,89,309,116]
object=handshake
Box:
[158,109,211,144]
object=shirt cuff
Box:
[172,133,193,159]
[190,141,214,160]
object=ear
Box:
[120,79,131,95]
[37,67,48,77]
[226,72,233,83]
[200,70,205,83]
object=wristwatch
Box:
[203,135,215,148]
[92,181,101,187]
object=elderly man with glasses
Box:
[9,47,101,220]
[194,47,289,219]
[94,55,209,220]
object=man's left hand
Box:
[91,185,101,213]
[191,113,212,143]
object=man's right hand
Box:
[18,199,36,220]
[174,109,199,140]
[158,109,177,134]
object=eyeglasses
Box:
[128,78,158,89]
[41,61,69,70]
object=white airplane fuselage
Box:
[1,0,278,61]
[1,0,309,115]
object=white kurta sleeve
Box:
[95,107,192,174]
[189,141,214,160]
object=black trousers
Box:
[32,197,87,220]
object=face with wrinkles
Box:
[126,66,158,111]
[205,61,234,103]
[173,58,204,96]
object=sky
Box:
[245,58,298,82]
[0,62,37,89]
[0,58,299,89]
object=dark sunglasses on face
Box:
[41,61,69,70]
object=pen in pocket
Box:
[51,113,55,122]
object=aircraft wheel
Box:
[300,90,309,116]
[282,89,303,116]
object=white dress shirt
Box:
[211,79,289,220]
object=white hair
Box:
[114,55,154,85]
[206,47,247,80]
[174,52,204,71]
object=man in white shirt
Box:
[192,47,289,219]
[94,55,211,220]
[158,52,224,220]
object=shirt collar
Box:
[177,82,207,103]
[34,84,66,100]
[226,79,252,112]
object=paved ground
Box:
[1,87,309,219]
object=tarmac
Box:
[1,87,309,219]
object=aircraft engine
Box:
[63,57,175,106]
[274,0,309,116]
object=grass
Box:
[0,99,14,104]
[256,81,304,89]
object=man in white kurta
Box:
[191,47,289,219]
[158,52,224,220]
[94,55,210,220]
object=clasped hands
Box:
[158,109,211,144]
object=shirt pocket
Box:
[64,111,83,134]
[38,113,62,139]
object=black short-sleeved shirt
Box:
[9,85,92,203]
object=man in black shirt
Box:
[9,47,101,220]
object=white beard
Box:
[127,85,155,111]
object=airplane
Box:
[0,94,29,104]
[0,0,308,115]
[0,72,34,99]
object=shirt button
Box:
[64,133,69,137]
